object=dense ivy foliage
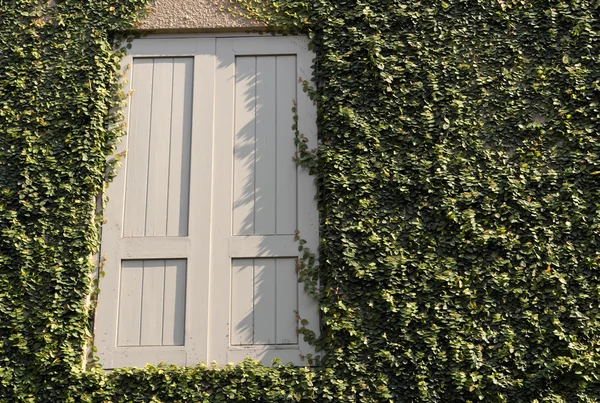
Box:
[0,1,148,401]
[232,0,600,401]
[3,0,600,401]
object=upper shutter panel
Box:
[123,57,193,238]
[232,56,298,237]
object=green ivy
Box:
[3,0,600,401]
[0,1,147,401]
[230,0,600,401]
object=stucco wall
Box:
[140,0,263,31]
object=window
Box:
[94,36,319,369]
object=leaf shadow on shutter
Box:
[230,55,298,237]
[224,53,301,348]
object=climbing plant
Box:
[0,1,148,401]
[2,0,600,401]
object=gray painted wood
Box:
[231,259,254,345]
[123,59,153,238]
[275,258,298,344]
[95,38,216,369]
[255,57,277,235]
[145,60,174,237]
[140,260,165,345]
[123,57,193,238]
[211,36,318,365]
[167,58,193,237]
[162,259,186,346]
[117,260,143,346]
[228,235,297,258]
[233,56,256,236]
[117,259,186,347]
[229,54,304,348]
[232,55,298,237]
[211,37,238,361]
[231,258,297,346]
[253,258,276,344]
[182,45,218,365]
[275,56,298,235]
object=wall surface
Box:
[140,0,262,31]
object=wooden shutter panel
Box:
[210,37,319,366]
[94,39,215,369]
[231,258,298,346]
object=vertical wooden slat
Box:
[275,56,298,235]
[254,57,277,235]
[167,58,193,237]
[140,260,166,346]
[253,259,276,344]
[210,37,236,364]
[183,42,217,365]
[162,259,186,346]
[231,259,254,345]
[145,59,174,237]
[123,59,153,237]
[275,258,298,344]
[117,260,143,346]
[233,57,256,236]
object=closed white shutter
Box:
[95,39,215,369]
[209,37,319,365]
[95,36,317,368]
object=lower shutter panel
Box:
[231,258,298,346]
[117,259,186,347]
